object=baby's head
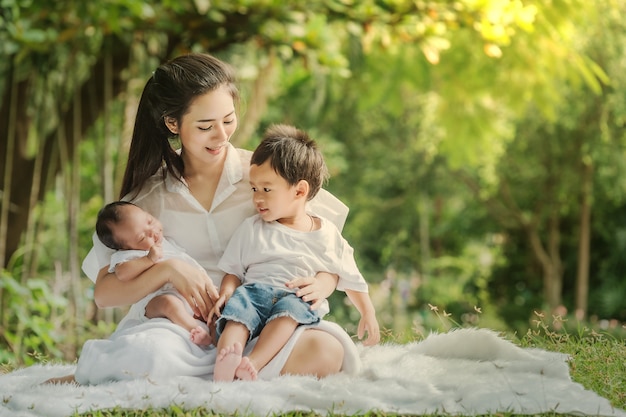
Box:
[96,201,162,251]
[251,124,328,201]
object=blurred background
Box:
[1,0,625,366]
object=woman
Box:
[51,53,359,384]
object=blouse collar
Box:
[163,143,244,208]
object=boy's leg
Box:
[214,321,250,382]
[246,316,299,375]
[145,294,211,346]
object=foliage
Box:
[255,0,622,330]
[485,0,626,324]
[0,269,65,365]
[590,203,626,319]
[1,0,625,367]
[0,132,119,365]
[0,0,604,166]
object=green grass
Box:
[72,313,626,417]
[519,316,626,414]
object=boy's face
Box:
[249,160,300,223]
[112,205,163,251]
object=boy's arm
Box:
[346,289,381,346]
[208,273,241,320]
[220,273,241,298]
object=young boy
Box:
[211,124,380,382]
[96,201,212,346]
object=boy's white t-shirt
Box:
[218,214,368,292]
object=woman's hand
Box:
[165,259,219,319]
[94,258,218,317]
[286,271,338,310]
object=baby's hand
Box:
[147,244,163,264]
[358,312,381,346]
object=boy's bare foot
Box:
[214,341,243,382]
[234,356,258,381]
[190,326,212,346]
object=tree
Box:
[570,0,626,319]
[261,1,614,316]
[468,0,626,320]
[255,2,626,329]
[0,0,601,271]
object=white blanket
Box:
[1,328,623,417]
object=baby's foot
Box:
[213,341,243,382]
[190,326,212,346]
[235,356,258,381]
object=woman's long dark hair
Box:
[120,53,239,199]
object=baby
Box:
[96,201,212,346]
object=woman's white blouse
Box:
[82,144,349,287]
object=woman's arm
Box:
[286,271,338,310]
[115,245,163,281]
[93,262,169,307]
[113,256,156,282]
[94,258,219,319]
[113,245,163,282]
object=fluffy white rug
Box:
[1,328,624,417]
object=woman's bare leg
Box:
[281,328,343,378]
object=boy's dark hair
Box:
[251,124,329,200]
[96,201,136,250]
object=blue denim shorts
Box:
[215,282,320,342]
